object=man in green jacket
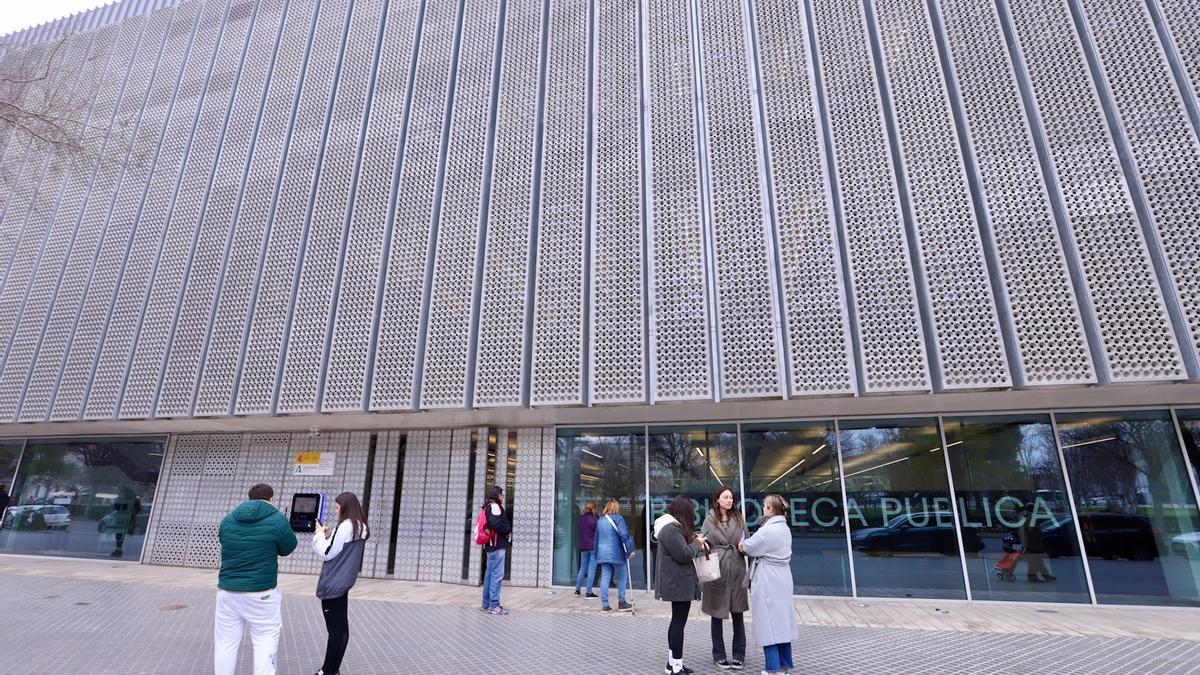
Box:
[214,483,298,675]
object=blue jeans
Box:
[598,561,627,608]
[575,550,597,593]
[763,642,793,672]
[482,548,505,609]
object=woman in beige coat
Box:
[700,486,749,670]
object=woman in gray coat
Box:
[739,494,797,675]
[701,486,749,670]
[654,495,706,675]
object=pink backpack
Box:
[474,504,493,546]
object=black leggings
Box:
[669,601,690,660]
[321,594,350,674]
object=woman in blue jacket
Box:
[594,498,636,611]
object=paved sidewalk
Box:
[3,557,1200,673]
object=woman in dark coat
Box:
[701,486,749,670]
[654,495,706,675]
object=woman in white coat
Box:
[738,494,796,675]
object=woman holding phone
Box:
[312,492,370,675]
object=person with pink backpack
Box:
[476,485,512,615]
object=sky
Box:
[0,0,111,36]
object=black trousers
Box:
[669,601,691,661]
[711,612,746,662]
[321,594,350,674]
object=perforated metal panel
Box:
[12,27,122,422]
[418,429,452,581]
[148,434,207,565]
[441,427,474,582]
[0,139,52,335]
[52,13,172,421]
[870,0,1010,390]
[73,1,208,421]
[120,0,256,419]
[529,0,589,407]
[934,0,1095,386]
[1075,0,1200,368]
[695,0,783,399]
[537,425,555,586]
[1158,0,1200,105]
[185,434,241,568]
[473,0,542,408]
[644,0,712,402]
[587,0,646,405]
[236,0,353,415]
[810,0,930,393]
[321,0,422,412]
[509,427,542,587]
[276,0,386,413]
[0,134,37,244]
[194,0,320,417]
[370,0,460,411]
[393,429,429,580]
[11,25,129,422]
[0,33,97,420]
[1004,0,1184,382]
[154,0,287,418]
[749,0,853,396]
[419,0,502,410]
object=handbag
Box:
[694,549,722,583]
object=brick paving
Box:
[5,573,1200,674]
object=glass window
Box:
[1178,410,1200,488]
[648,425,738,589]
[944,415,1089,603]
[0,440,22,508]
[553,429,647,590]
[840,417,966,599]
[742,421,849,596]
[2,437,166,561]
[1057,411,1200,606]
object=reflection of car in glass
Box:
[852,512,983,556]
[1042,514,1157,561]
[2,505,71,530]
[1170,532,1200,559]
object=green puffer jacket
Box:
[218,500,298,592]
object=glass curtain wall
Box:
[839,417,966,599]
[551,411,1200,606]
[553,428,648,590]
[2,437,166,560]
[648,425,738,588]
[1057,411,1200,606]
[944,415,1089,603]
[741,421,850,596]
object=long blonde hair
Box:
[583,500,597,515]
[602,498,621,516]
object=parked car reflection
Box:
[1,505,71,530]
[1030,514,1159,561]
[852,512,983,555]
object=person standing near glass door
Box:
[739,494,797,675]
[595,498,635,611]
[575,500,599,598]
[701,486,749,670]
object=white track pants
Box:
[214,588,282,675]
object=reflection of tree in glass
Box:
[1060,416,1195,539]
